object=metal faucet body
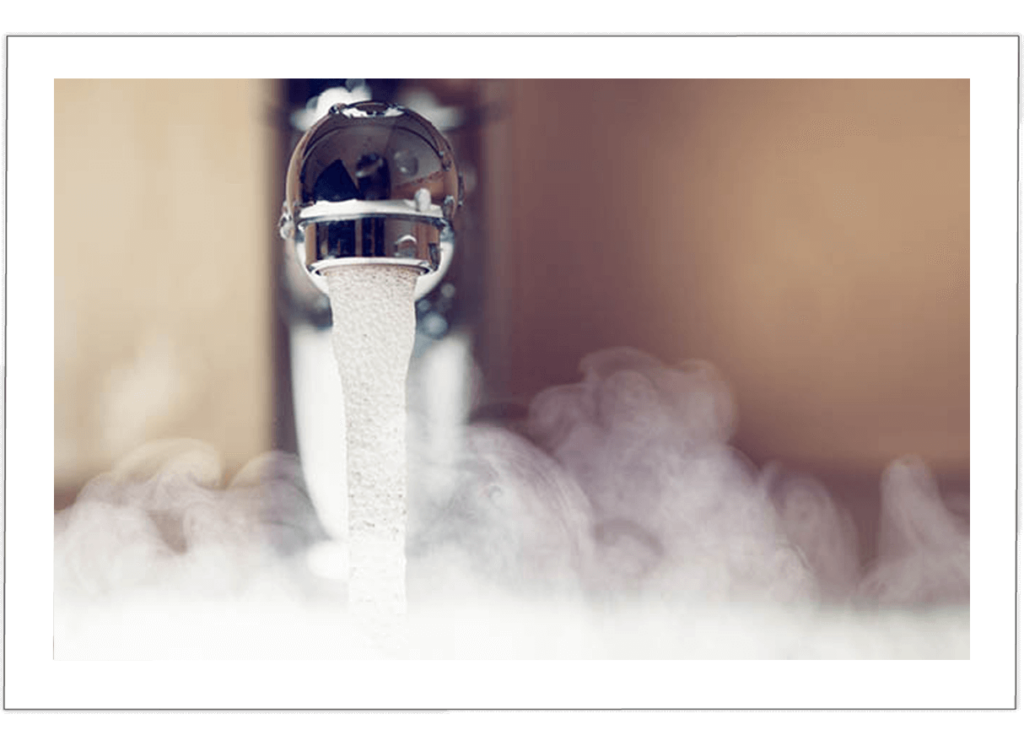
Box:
[280,101,463,300]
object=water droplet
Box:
[422,312,448,338]
[394,234,418,258]
[278,206,293,239]
[414,188,432,213]
[442,195,455,221]
[393,149,419,177]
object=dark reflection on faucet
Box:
[310,158,360,203]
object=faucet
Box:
[278,98,467,547]
[279,100,464,301]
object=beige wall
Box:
[482,79,968,480]
[53,79,969,504]
[55,80,278,497]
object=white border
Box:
[5,35,1017,709]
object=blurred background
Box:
[54,78,969,554]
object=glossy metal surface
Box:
[280,101,463,297]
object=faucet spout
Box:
[280,101,463,300]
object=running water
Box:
[323,264,419,656]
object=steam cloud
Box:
[54,347,969,659]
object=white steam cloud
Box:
[54,347,969,659]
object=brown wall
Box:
[481,79,968,481]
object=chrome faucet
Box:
[279,100,464,301]
[278,96,469,544]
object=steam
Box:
[859,457,970,605]
[54,440,326,602]
[54,347,969,659]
